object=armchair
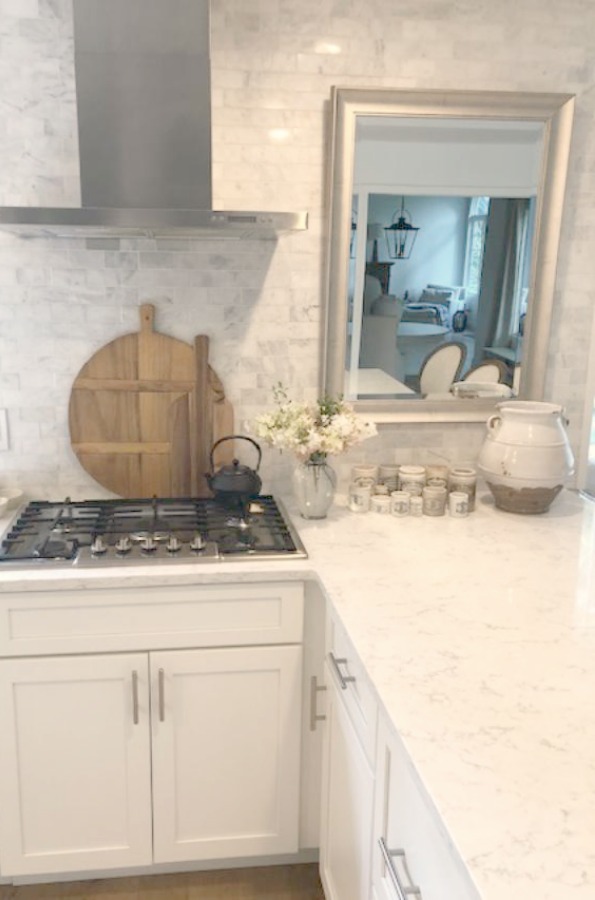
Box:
[419,341,467,394]
[359,277,406,380]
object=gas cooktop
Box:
[0,496,307,567]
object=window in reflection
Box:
[464,196,490,295]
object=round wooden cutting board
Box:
[68,304,234,498]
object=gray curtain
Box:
[473,198,530,364]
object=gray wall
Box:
[367,195,468,299]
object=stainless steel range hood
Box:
[0,0,307,239]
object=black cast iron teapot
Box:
[206,435,262,503]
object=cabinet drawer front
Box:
[0,582,304,655]
[373,718,480,900]
[327,612,377,764]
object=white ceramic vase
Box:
[293,458,337,519]
[477,400,575,514]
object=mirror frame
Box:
[322,87,575,422]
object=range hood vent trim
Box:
[0,0,307,240]
[0,207,308,240]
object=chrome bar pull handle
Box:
[158,667,165,722]
[131,670,139,725]
[379,838,422,899]
[329,652,356,690]
[309,675,327,731]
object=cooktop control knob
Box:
[90,535,108,555]
[140,536,157,553]
[190,533,205,552]
[115,537,132,554]
[166,536,181,553]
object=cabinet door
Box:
[150,644,302,863]
[372,717,479,900]
[0,654,152,876]
[319,672,375,900]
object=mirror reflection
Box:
[347,116,542,401]
[324,89,575,422]
[350,192,535,399]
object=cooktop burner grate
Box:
[0,496,307,566]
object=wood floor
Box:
[0,865,325,899]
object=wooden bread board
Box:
[68,304,234,498]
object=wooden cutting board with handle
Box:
[68,304,234,498]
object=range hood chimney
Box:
[0,0,307,239]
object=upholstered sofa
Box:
[401,284,464,328]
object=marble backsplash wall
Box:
[0,0,594,499]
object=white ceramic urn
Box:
[477,400,575,514]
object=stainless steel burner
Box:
[0,496,307,566]
[225,516,250,530]
[129,531,172,543]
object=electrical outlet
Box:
[0,409,9,451]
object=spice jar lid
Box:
[399,465,426,475]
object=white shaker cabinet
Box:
[0,582,305,879]
[371,716,480,900]
[320,674,375,900]
[0,652,154,875]
[151,644,302,863]
[319,615,377,900]
[320,608,479,900]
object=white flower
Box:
[253,385,377,463]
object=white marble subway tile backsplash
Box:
[0,0,594,498]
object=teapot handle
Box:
[486,414,502,433]
[209,435,263,472]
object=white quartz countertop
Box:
[301,489,595,900]
[1,489,594,899]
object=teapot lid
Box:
[220,458,253,476]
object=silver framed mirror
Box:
[323,88,575,422]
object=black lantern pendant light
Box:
[384,197,420,260]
